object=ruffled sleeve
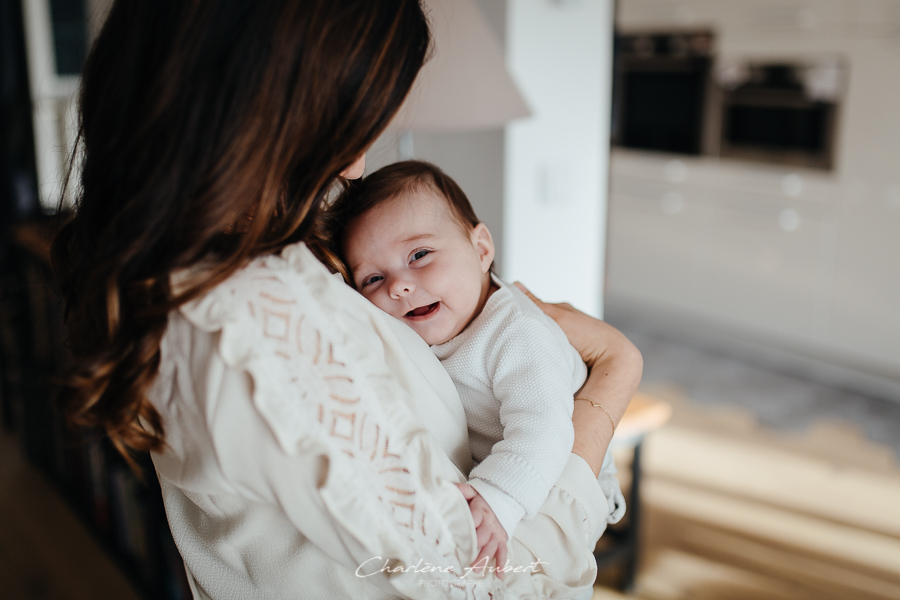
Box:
[177,245,498,599]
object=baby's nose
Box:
[389,278,415,299]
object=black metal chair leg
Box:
[622,441,642,593]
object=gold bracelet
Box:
[574,397,616,434]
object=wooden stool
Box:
[594,393,672,592]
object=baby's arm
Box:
[455,483,509,578]
[467,313,580,537]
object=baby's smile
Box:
[405,302,440,319]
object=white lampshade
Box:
[390,0,531,132]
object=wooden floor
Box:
[3,388,900,600]
[599,387,900,600]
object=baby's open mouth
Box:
[405,302,439,318]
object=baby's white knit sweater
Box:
[432,278,588,538]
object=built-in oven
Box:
[716,61,844,170]
[612,29,844,171]
[611,31,715,156]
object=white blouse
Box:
[148,242,614,600]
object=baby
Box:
[327,160,624,573]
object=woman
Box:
[52,1,642,598]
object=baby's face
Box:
[344,190,494,346]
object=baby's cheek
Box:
[370,294,400,317]
[368,296,387,312]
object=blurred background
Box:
[1,0,898,599]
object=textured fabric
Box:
[598,447,627,525]
[433,279,596,538]
[149,242,615,599]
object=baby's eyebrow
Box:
[401,233,435,244]
[349,261,367,279]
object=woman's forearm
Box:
[571,331,643,476]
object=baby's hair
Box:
[324,160,483,283]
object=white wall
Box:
[504,0,615,317]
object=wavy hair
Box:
[51,0,429,465]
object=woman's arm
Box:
[514,283,643,477]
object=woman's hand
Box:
[514,283,643,476]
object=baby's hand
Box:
[455,483,509,579]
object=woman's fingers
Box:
[513,281,539,303]
[514,281,575,312]
[515,282,563,317]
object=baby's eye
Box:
[362,274,384,287]
[410,249,431,263]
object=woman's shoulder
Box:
[170,243,382,453]
[175,242,340,334]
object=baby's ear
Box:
[471,223,495,273]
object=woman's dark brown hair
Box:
[324,160,482,284]
[51,0,429,466]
